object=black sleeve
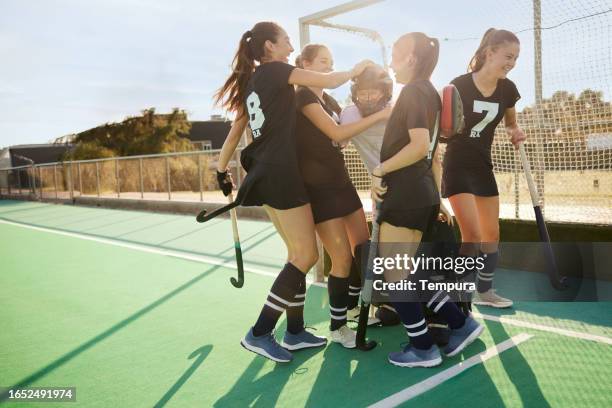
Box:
[264,61,296,90]
[296,87,320,111]
[399,85,429,130]
[505,79,521,108]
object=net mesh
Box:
[304,0,612,224]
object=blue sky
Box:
[1,0,609,149]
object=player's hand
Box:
[351,59,375,77]
[438,201,454,226]
[377,104,393,120]
[371,175,387,202]
[216,170,234,196]
[508,126,527,148]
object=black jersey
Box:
[443,73,520,169]
[380,80,441,210]
[295,87,351,189]
[240,62,296,171]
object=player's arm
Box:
[288,60,373,89]
[431,143,443,193]
[301,103,390,143]
[373,129,430,177]
[504,107,527,148]
[217,110,248,172]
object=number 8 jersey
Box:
[240,61,297,171]
[443,73,520,170]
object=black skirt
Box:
[236,160,310,210]
[306,182,363,224]
[377,204,440,233]
[441,166,499,198]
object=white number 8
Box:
[246,92,265,138]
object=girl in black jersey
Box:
[441,29,527,308]
[372,32,483,367]
[294,44,391,348]
[214,21,373,363]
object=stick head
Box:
[355,339,377,351]
[196,210,208,223]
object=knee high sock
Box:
[477,251,499,293]
[347,256,361,309]
[426,290,466,330]
[391,301,434,350]
[286,274,307,334]
[328,275,349,331]
[252,263,305,337]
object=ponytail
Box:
[214,22,282,115]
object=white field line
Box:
[0,218,326,288]
[369,333,533,408]
[472,312,612,346]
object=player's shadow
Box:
[154,345,213,408]
[0,267,216,403]
[483,317,551,408]
[213,284,329,407]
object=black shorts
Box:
[306,183,363,224]
[236,161,310,210]
[377,204,440,233]
[441,166,498,198]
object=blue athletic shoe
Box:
[388,345,442,368]
[240,328,293,363]
[444,316,484,357]
[281,329,327,351]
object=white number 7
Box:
[470,101,499,138]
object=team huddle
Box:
[213,22,527,367]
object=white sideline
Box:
[0,218,327,288]
[368,333,533,408]
[472,312,612,346]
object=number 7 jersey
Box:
[443,73,520,170]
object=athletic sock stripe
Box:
[288,301,305,307]
[427,290,444,307]
[478,272,495,277]
[268,291,291,306]
[433,296,450,313]
[406,327,428,337]
[331,314,347,320]
[403,319,426,329]
[295,293,306,299]
[349,291,360,296]
[349,285,361,290]
[330,305,347,313]
[478,276,494,281]
[264,300,285,313]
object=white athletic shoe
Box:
[347,306,381,326]
[473,289,513,308]
[330,325,357,348]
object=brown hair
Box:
[295,44,328,68]
[214,22,282,115]
[469,28,520,72]
[395,32,439,81]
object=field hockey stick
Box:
[355,201,381,351]
[227,193,245,288]
[196,200,240,223]
[518,143,567,290]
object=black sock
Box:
[392,301,434,350]
[286,274,306,334]
[477,251,498,293]
[328,275,349,331]
[252,263,305,337]
[426,290,466,330]
[347,256,361,309]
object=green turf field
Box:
[1,200,611,407]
